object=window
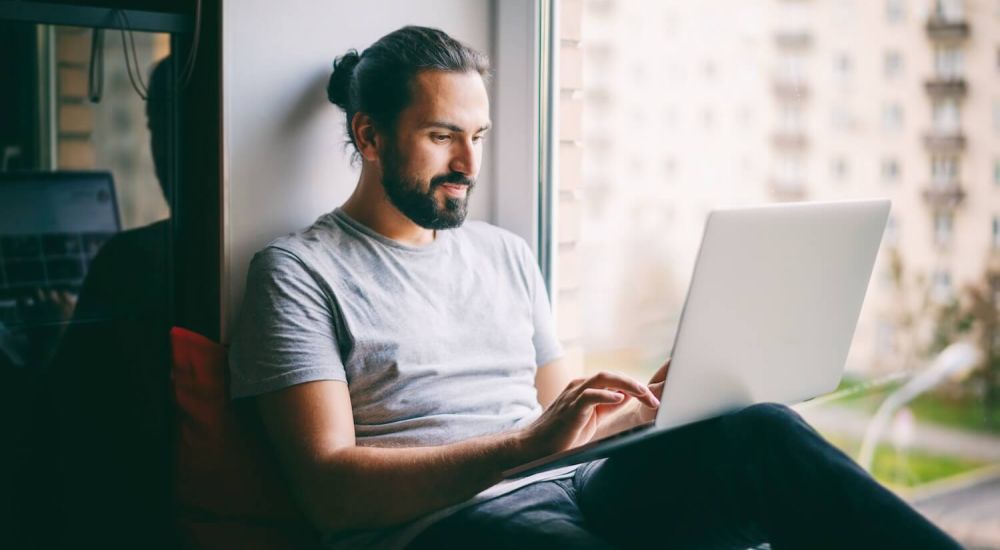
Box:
[780,105,803,133]
[882,102,904,132]
[993,216,1000,248]
[776,155,804,186]
[884,50,903,78]
[831,104,852,130]
[834,53,852,79]
[831,157,850,181]
[931,269,953,303]
[933,0,965,20]
[934,46,964,79]
[881,158,900,182]
[885,215,899,247]
[546,5,996,535]
[934,212,954,246]
[933,99,961,133]
[931,156,959,186]
[778,52,806,84]
[994,101,1000,133]
[994,159,1000,186]
[876,320,896,356]
[886,0,905,22]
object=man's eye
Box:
[472,134,485,144]
[431,134,451,143]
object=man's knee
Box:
[727,402,805,438]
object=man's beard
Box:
[381,144,475,230]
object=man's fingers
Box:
[579,371,659,408]
[574,388,626,411]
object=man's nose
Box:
[449,139,480,176]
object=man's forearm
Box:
[296,431,530,533]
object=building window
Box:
[933,0,965,20]
[931,269,953,303]
[993,216,1000,249]
[885,215,899,247]
[832,157,850,181]
[834,53,852,79]
[780,104,803,133]
[884,50,903,78]
[832,104,852,130]
[994,101,1000,133]
[876,320,896,357]
[882,102,903,132]
[776,155,803,186]
[881,158,900,182]
[934,212,954,247]
[994,159,1000,186]
[778,52,806,85]
[933,99,961,133]
[931,156,959,186]
[934,46,964,79]
[886,0,905,22]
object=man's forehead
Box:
[405,70,491,131]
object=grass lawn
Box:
[825,434,987,489]
[832,377,1000,435]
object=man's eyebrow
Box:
[420,121,493,133]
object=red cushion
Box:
[170,327,320,549]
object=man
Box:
[230,26,960,549]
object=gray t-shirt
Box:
[230,207,562,441]
[229,208,565,546]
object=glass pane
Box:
[550,0,998,546]
[0,20,176,545]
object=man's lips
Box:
[440,183,469,198]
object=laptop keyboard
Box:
[0,232,112,327]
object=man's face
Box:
[378,70,491,230]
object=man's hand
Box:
[518,371,660,457]
[636,358,670,425]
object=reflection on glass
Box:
[0,20,176,547]
[552,1,1000,546]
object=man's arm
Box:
[256,380,524,533]
[258,371,657,534]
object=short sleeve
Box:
[228,246,347,399]
[524,245,564,368]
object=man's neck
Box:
[340,171,436,247]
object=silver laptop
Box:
[504,199,890,479]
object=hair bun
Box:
[327,50,361,109]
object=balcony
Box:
[923,131,966,153]
[772,80,809,101]
[922,183,966,210]
[924,78,967,98]
[769,180,808,202]
[771,131,808,150]
[925,17,970,41]
[774,31,812,49]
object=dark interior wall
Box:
[0,21,40,170]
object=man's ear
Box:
[352,112,381,163]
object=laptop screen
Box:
[0,171,121,326]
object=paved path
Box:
[795,403,1000,462]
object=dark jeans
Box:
[410,403,962,550]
